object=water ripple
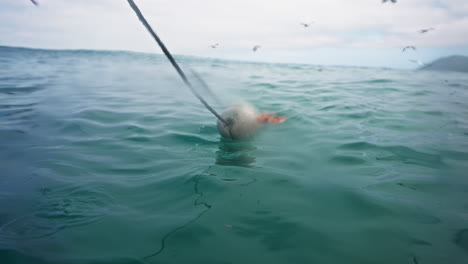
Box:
[338,142,445,168]
[0,185,112,241]
[2,46,468,263]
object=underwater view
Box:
[1,45,468,264]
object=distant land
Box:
[420,55,468,73]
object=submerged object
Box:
[217,103,286,140]
[217,104,260,140]
[127,0,286,141]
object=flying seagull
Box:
[210,43,219,49]
[30,0,39,5]
[402,46,416,52]
[409,59,429,66]
[382,0,397,3]
[419,28,434,34]
[252,45,261,52]
[300,22,314,28]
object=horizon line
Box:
[0,44,411,71]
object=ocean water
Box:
[1,45,468,264]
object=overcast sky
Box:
[1,0,468,68]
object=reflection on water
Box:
[215,139,257,168]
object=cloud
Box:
[1,0,467,67]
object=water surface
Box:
[1,46,468,264]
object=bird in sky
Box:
[382,0,397,3]
[210,43,219,49]
[419,28,435,34]
[253,45,261,52]
[30,0,39,6]
[300,22,314,28]
[402,46,416,52]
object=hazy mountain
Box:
[420,55,468,73]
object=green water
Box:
[1,46,468,264]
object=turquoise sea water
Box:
[1,46,468,264]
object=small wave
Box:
[455,229,468,253]
[198,125,218,135]
[0,76,44,82]
[0,249,147,264]
[234,212,309,251]
[319,105,336,111]
[287,65,305,70]
[330,155,366,165]
[72,109,138,124]
[0,103,37,110]
[0,86,43,94]
[215,152,256,168]
[422,111,444,116]
[339,142,377,150]
[277,80,297,84]
[39,185,113,221]
[338,142,445,169]
[409,90,433,96]
[0,215,61,240]
[437,150,468,161]
[375,147,444,168]
[365,79,394,83]
[0,185,112,241]
[338,111,373,119]
[213,140,257,168]
[169,131,218,145]
[294,84,319,89]
[210,63,221,67]
[57,118,152,139]
[376,87,402,93]
[105,162,167,176]
[252,83,279,89]
[317,95,342,102]
[0,108,34,119]
[124,135,153,143]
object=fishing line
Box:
[143,171,212,260]
[126,0,229,127]
[190,69,224,107]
